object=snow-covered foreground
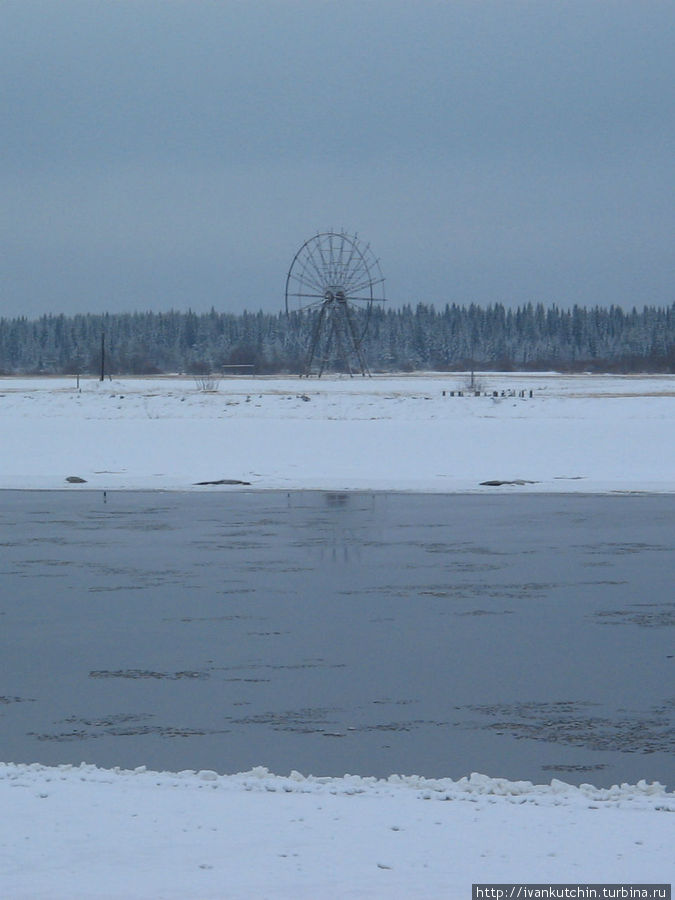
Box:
[2,763,673,900]
[2,373,674,896]
[1,372,674,493]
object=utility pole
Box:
[470,336,475,390]
[100,331,105,382]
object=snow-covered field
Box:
[1,373,673,897]
[1,372,674,493]
[1,763,673,900]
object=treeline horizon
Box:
[0,302,673,375]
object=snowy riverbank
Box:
[1,762,673,899]
[1,372,674,493]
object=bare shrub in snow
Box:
[194,376,220,393]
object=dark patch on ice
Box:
[162,613,262,624]
[352,720,433,733]
[30,729,91,742]
[212,659,346,673]
[417,582,556,601]
[25,536,70,545]
[246,630,288,636]
[345,579,553,602]
[457,700,675,754]
[372,698,417,706]
[454,608,514,617]
[480,480,538,486]
[89,669,210,680]
[577,542,672,557]
[592,602,675,628]
[30,712,228,741]
[221,677,272,683]
[112,521,172,532]
[194,479,251,486]
[228,707,340,734]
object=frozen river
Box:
[1,490,673,788]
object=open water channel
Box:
[1,491,673,788]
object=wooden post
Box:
[100,331,105,382]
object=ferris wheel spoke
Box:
[304,265,326,293]
[288,288,323,303]
[331,232,343,284]
[341,239,370,284]
[332,232,345,284]
[345,266,384,290]
[294,299,324,313]
[298,252,326,291]
[344,273,384,295]
[336,236,360,286]
[342,269,370,294]
[340,234,357,276]
[290,269,325,294]
[336,232,348,282]
[328,233,336,283]
[294,241,326,289]
[314,236,331,279]
[341,258,372,293]
[305,242,329,286]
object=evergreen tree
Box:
[1,303,673,375]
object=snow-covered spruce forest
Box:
[1,303,673,375]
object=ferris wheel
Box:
[285,231,386,376]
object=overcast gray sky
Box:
[2,0,674,318]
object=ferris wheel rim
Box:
[285,231,385,319]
